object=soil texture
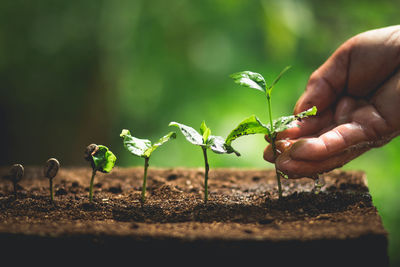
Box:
[0,167,388,266]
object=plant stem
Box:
[271,142,283,199]
[49,178,54,203]
[142,157,150,203]
[202,147,209,203]
[266,95,274,129]
[89,169,96,202]
[266,94,282,199]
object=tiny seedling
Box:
[169,121,240,203]
[44,158,60,203]
[4,164,24,197]
[84,144,117,202]
[120,129,176,203]
[227,68,317,199]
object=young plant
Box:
[169,121,240,203]
[227,68,317,199]
[84,144,117,202]
[43,158,60,203]
[4,164,24,197]
[120,129,176,203]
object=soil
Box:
[0,166,388,266]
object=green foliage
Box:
[168,122,203,146]
[169,121,240,156]
[120,129,176,203]
[120,129,176,158]
[272,106,317,134]
[229,68,316,198]
[143,132,177,158]
[228,68,317,148]
[200,121,211,144]
[85,144,116,202]
[91,145,117,173]
[170,120,240,203]
[230,66,291,100]
[226,106,316,150]
[230,71,267,93]
[225,115,270,146]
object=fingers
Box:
[276,109,334,140]
[263,109,334,162]
[263,122,368,163]
[263,139,294,162]
[295,25,400,115]
[345,26,400,97]
[275,146,370,179]
[294,41,351,114]
[289,122,369,161]
[372,68,400,131]
[334,96,357,124]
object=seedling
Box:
[120,129,176,203]
[227,68,317,199]
[4,164,24,197]
[44,158,60,203]
[84,144,117,202]
[169,121,240,203]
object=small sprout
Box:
[229,68,317,199]
[44,158,60,203]
[84,144,117,202]
[120,129,176,203]
[4,164,24,197]
[170,121,240,203]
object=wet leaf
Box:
[207,135,239,156]
[169,121,204,146]
[143,131,176,158]
[120,129,152,158]
[225,115,270,146]
[92,145,116,173]
[273,106,317,133]
[230,71,266,93]
[170,121,240,156]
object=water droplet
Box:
[313,175,325,194]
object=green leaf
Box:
[92,145,117,173]
[273,106,317,133]
[230,71,266,93]
[225,115,270,146]
[143,131,176,158]
[200,121,211,144]
[120,129,152,158]
[208,135,240,156]
[171,121,240,156]
[169,121,204,146]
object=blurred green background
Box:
[0,0,399,264]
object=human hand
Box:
[263,25,400,178]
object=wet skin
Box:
[263,25,400,178]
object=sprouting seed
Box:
[84,144,117,202]
[4,164,24,197]
[44,158,60,203]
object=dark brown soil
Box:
[0,167,388,266]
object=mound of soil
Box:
[0,167,388,266]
